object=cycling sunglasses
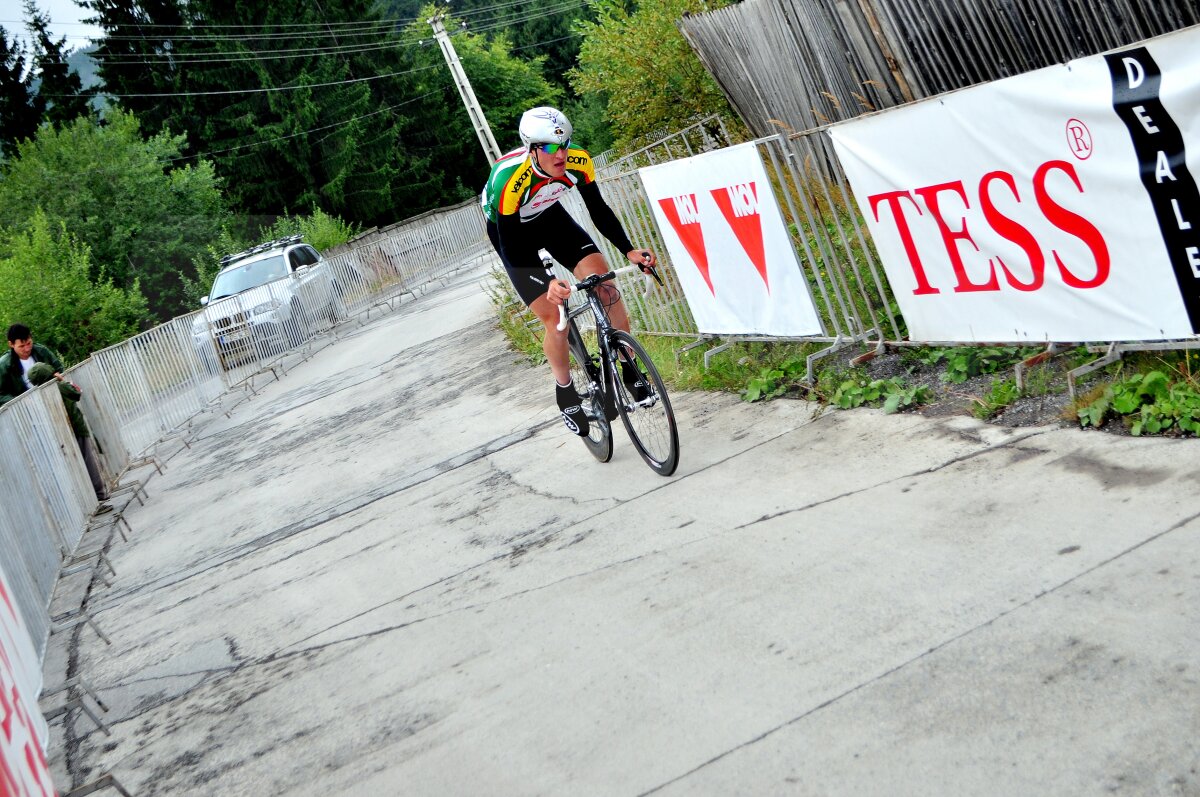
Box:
[535,140,571,154]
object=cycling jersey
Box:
[482,146,597,224]
[481,146,635,280]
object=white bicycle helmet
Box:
[518,106,573,150]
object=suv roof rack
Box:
[219,234,305,267]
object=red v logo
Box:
[711,182,768,292]
[657,195,714,295]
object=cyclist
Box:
[481,106,657,437]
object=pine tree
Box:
[81,0,186,133]
[0,26,40,157]
[24,0,92,125]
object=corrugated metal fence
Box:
[677,0,1200,137]
[0,200,487,665]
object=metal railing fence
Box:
[0,384,95,656]
[597,115,740,176]
[322,200,490,311]
[546,129,897,358]
[0,199,490,666]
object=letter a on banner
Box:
[711,182,769,291]
[656,195,714,294]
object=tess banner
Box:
[829,26,1200,343]
[639,142,823,337]
[1,564,55,796]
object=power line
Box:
[461,2,587,36]
[3,0,556,34]
[74,1,583,65]
[196,87,447,160]
[64,0,583,46]
[44,63,439,98]
[79,19,580,71]
[91,37,423,64]
[94,24,404,43]
[510,32,582,52]
[38,1,586,99]
[21,84,454,181]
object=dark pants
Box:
[77,434,108,501]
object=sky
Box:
[2,0,104,48]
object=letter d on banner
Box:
[1122,56,1144,89]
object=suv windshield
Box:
[210,255,289,299]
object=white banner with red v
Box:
[639,142,823,337]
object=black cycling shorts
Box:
[487,203,601,306]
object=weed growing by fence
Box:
[909,346,1041,384]
[1076,364,1200,436]
[971,378,1021,419]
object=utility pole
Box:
[428,14,502,164]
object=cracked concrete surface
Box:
[43,260,1200,795]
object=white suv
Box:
[192,235,341,370]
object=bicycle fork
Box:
[604,335,655,413]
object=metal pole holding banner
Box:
[429,13,502,165]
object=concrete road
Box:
[46,259,1200,796]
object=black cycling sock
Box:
[556,381,589,436]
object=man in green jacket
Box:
[1,323,65,406]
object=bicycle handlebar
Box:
[546,260,658,332]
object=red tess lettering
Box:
[868,160,1110,295]
[0,681,14,743]
[23,741,53,797]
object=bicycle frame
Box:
[551,260,651,405]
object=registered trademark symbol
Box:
[1066,118,1093,160]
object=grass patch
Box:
[485,266,544,366]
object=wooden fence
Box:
[678,0,1200,137]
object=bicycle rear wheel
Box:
[608,330,679,476]
[567,322,613,463]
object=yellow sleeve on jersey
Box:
[496,162,535,217]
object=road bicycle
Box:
[543,252,680,477]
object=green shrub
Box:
[0,212,149,364]
[831,376,933,413]
[1077,370,1200,435]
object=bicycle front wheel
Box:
[609,330,679,476]
[567,321,613,463]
